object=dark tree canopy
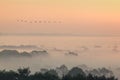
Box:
[0,67,117,80]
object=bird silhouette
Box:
[17,19,62,24]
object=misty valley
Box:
[1,0,120,79]
[0,36,120,80]
[0,43,120,80]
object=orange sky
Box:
[0,0,120,36]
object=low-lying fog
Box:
[0,47,120,79]
[0,36,120,79]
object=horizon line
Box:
[0,33,120,37]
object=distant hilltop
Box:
[0,49,48,58]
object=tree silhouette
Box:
[17,68,31,80]
[0,67,118,80]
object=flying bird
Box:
[17,19,62,24]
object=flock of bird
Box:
[17,19,62,24]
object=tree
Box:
[17,67,31,80]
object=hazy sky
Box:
[0,0,120,36]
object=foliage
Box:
[0,68,117,80]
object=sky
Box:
[0,0,120,36]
